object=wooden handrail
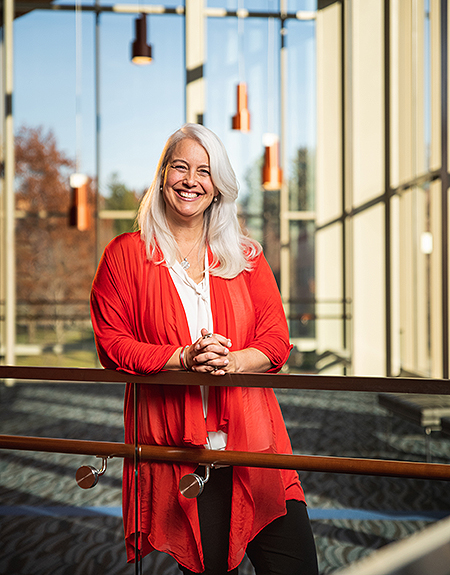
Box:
[0,365,450,394]
[2,365,449,482]
[0,434,449,481]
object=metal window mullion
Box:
[3,0,15,369]
[440,0,449,379]
[384,0,392,377]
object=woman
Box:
[90,124,318,575]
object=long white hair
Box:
[137,123,261,278]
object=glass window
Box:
[12,8,185,367]
[286,18,315,212]
[289,220,315,339]
[207,15,280,202]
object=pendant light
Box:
[131,14,152,65]
[69,173,90,231]
[261,16,282,190]
[232,83,250,132]
[262,133,282,191]
[69,2,90,231]
[231,5,250,132]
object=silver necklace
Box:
[179,238,202,270]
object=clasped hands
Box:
[186,328,234,376]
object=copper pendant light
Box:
[232,4,250,133]
[261,18,281,190]
[131,14,152,65]
[232,82,250,132]
[262,134,283,191]
[69,173,90,231]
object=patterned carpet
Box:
[1,381,450,575]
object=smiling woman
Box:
[90,123,318,575]
[162,139,218,255]
[137,123,258,280]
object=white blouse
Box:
[169,256,228,451]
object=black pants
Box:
[178,467,318,575]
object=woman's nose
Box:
[183,169,198,187]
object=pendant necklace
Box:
[179,238,202,271]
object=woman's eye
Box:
[199,169,210,176]
[172,164,187,171]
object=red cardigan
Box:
[90,231,305,572]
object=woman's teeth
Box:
[179,191,199,198]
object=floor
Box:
[1,381,450,575]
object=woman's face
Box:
[162,138,218,226]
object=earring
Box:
[213,196,218,203]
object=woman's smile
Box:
[176,189,202,200]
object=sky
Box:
[13,0,316,198]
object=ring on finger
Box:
[203,332,213,339]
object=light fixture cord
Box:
[75,0,82,174]
[237,0,245,82]
[267,6,275,135]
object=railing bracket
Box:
[75,456,110,489]
[179,464,211,498]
